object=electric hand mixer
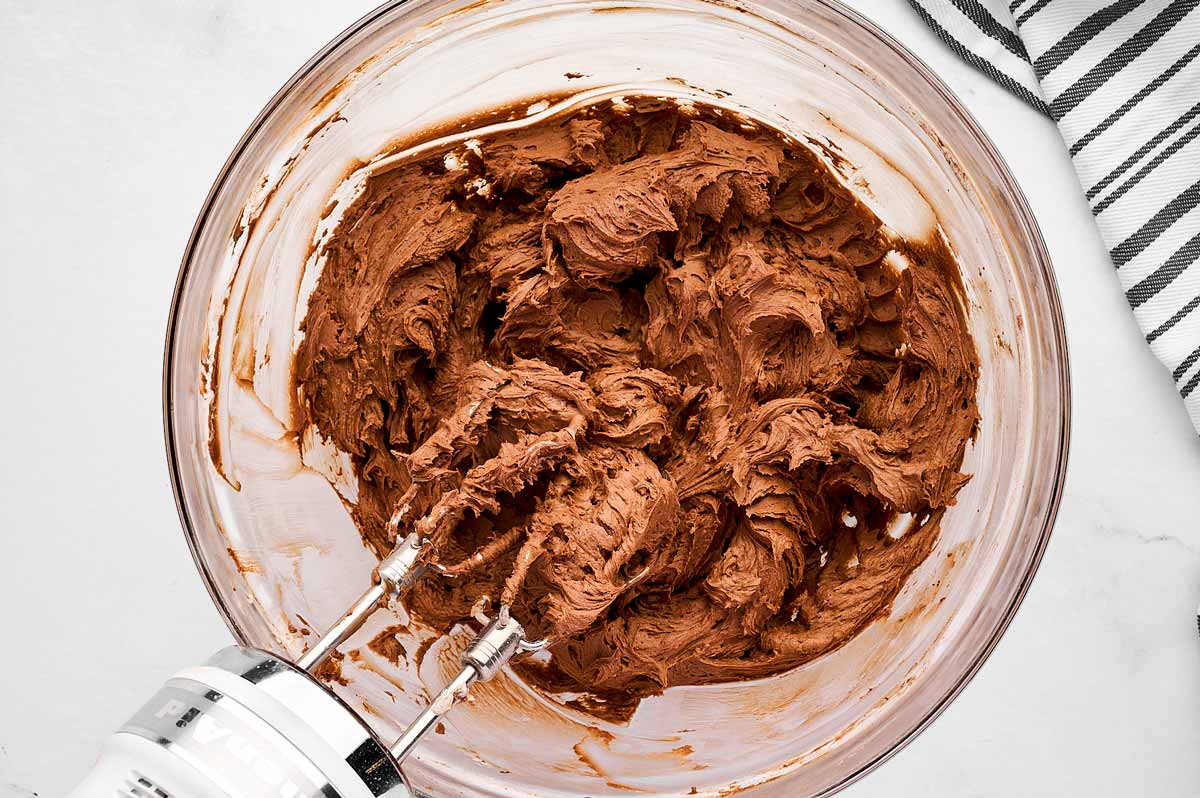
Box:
[69,526,548,798]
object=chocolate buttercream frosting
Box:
[295,98,979,711]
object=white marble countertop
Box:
[2,1,1198,796]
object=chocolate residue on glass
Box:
[294,98,979,716]
[314,648,350,686]
[367,624,409,663]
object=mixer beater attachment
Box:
[292,528,545,764]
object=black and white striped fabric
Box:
[911,0,1200,431]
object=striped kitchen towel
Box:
[911,0,1200,431]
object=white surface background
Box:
[2,1,1198,796]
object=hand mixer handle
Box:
[68,646,412,798]
[69,733,226,798]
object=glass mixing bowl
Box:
[163,0,1070,795]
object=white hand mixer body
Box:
[69,534,539,798]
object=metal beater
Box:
[295,531,546,763]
